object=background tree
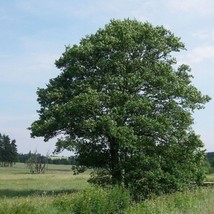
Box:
[0,133,18,167]
[30,19,210,199]
[26,151,48,174]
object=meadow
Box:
[0,163,214,214]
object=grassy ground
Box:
[125,187,214,214]
[0,163,89,198]
[0,163,90,213]
[204,173,214,182]
[0,163,214,213]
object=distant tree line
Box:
[48,156,77,165]
[0,133,18,167]
[17,152,77,165]
[207,152,214,171]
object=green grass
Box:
[1,164,214,213]
[0,163,89,198]
[125,187,214,214]
[204,173,214,182]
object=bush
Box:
[53,194,74,213]
[73,187,131,214]
[55,187,131,214]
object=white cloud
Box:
[168,0,214,15]
[193,29,214,41]
[187,45,214,64]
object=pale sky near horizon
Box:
[0,0,214,155]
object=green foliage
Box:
[124,187,214,214]
[206,152,214,173]
[71,165,87,175]
[26,152,47,174]
[88,168,112,187]
[0,133,18,167]
[53,187,131,214]
[1,186,214,214]
[30,19,210,198]
[0,201,36,214]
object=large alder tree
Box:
[30,19,210,198]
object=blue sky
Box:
[1,0,214,155]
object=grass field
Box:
[0,163,214,213]
[0,163,89,198]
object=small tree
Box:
[30,19,210,198]
[26,152,47,174]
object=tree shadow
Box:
[0,188,79,198]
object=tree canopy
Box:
[30,19,210,199]
[0,133,18,167]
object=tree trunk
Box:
[109,137,122,184]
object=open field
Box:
[0,163,90,198]
[0,163,214,213]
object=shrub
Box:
[72,188,108,214]
[71,187,131,214]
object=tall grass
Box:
[125,187,214,214]
[1,186,214,214]
[204,173,214,182]
[53,186,131,214]
[1,164,214,213]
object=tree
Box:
[26,152,48,174]
[0,133,18,167]
[30,19,210,199]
